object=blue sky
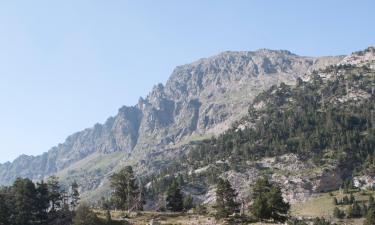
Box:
[0,0,374,163]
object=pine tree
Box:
[267,186,290,222]
[214,178,239,218]
[105,210,112,224]
[47,176,62,212]
[364,207,375,225]
[343,195,349,205]
[332,197,338,205]
[252,195,270,221]
[13,178,38,225]
[109,166,139,211]
[351,201,362,218]
[35,181,50,225]
[347,205,353,218]
[251,177,290,222]
[333,207,344,219]
[166,179,184,212]
[0,189,10,225]
[349,193,355,204]
[70,181,80,211]
[369,195,375,208]
[183,195,194,211]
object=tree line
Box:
[0,176,79,225]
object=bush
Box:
[193,204,208,215]
[72,204,101,225]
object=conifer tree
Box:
[332,197,338,205]
[251,177,290,222]
[47,176,62,212]
[35,181,50,225]
[183,195,194,211]
[109,166,139,211]
[0,190,10,225]
[369,195,375,209]
[13,178,38,225]
[364,207,375,225]
[166,178,184,212]
[214,178,239,218]
[70,181,80,211]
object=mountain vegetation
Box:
[0,47,374,224]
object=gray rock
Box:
[0,49,343,197]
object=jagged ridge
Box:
[0,49,342,192]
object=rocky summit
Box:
[0,49,343,198]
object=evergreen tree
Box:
[183,195,194,211]
[351,201,362,218]
[214,178,239,218]
[332,197,338,205]
[267,186,290,222]
[13,178,38,225]
[349,193,355,204]
[166,178,184,212]
[47,176,62,212]
[109,166,139,211]
[70,180,80,211]
[251,177,290,222]
[369,195,375,208]
[347,205,353,218]
[333,207,344,219]
[342,195,349,205]
[252,195,270,221]
[35,181,50,225]
[364,207,375,225]
[0,177,73,225]
[0,189,10,225]
[105,210,112,224]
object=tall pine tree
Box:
[109,166,139,211]
[214,178,239,218]
[251,177,290,222]
[166,178,184,212]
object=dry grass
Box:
[96,210,219,225]
[292,189,375,225]
[93,190,375,225]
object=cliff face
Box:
[0,49,343,188]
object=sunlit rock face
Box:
[0,49,342,195]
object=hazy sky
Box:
[0,0,374,163]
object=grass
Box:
[92,189,374,224]
[56,151,125,180]
[95,210,217,225]
[291,192,335,218]
[292,189,375,225]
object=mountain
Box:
[0,49,343,197]
[147,46,375,205]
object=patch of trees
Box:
[185,66,375,178]
[0,176,79,225]
[109,166,144,211]
[333,194,375,220]
[214,177,289,223]
[332,193,356,205]
[214,178,240,218]
[108,166,193,213]
[288,217,337,225]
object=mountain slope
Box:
[0,49,342,193]
[147,46,375,204]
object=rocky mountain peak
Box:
[340,46,375,67]
[0,49,344,194]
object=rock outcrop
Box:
[0,49,342,193]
